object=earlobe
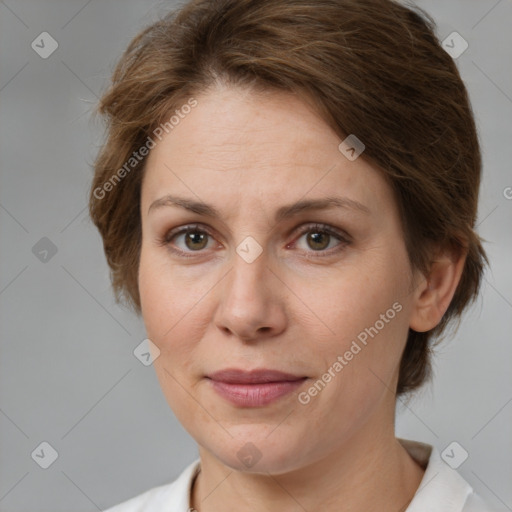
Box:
[409,245,467,333]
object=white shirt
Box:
[102,438,495,511]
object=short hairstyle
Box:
[89,0,488,395]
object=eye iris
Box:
[307,231,330,250]
[185,231,208,250]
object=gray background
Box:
[0,0,511,510]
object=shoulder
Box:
[102,459,201,512]
[462,491,500,512]
[397,438,496,512]
[102,482,177,512]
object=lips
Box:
[206,368,308,407]
[207,368,306,384]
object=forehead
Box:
[141,86,395,219]
[152,86,336,163]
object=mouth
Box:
[205,368,308,407]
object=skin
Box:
[138,84,466,511]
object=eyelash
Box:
[156,223,351,259]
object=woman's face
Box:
[138,85,419,474]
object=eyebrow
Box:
[147,194,371,220]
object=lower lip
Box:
[208,378,307,407]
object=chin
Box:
[202,430,308,475]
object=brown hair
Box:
[89,0,488,395]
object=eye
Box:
[157,224,217,257]
[157,222,351,258]
[290,223,350,256]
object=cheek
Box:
[296,266,409,440]
[300,248,412,388]
[138,247,186,348]
[138,246,214,369]
[138,249,203,420]
[310,256,408,340]
[138,245,180,320]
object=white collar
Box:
[397,438,473,511]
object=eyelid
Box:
[292,223,350,243]
[161,223,212,243]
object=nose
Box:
[213,245,287,342]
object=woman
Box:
[89,0,493,510]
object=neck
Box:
[190,415,425,512]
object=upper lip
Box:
[207,368,306,384]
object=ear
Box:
[409,244,467,333]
